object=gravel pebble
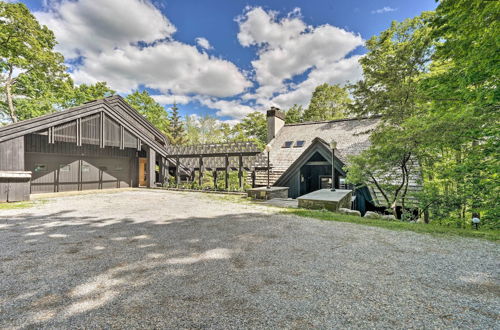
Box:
[0,190,498,329]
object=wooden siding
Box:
[26,153,134,194]
[0,137,29,202]
[0,136,24,171]
[25,134,137,194]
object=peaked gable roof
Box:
[0,96,168,156]
[274,137,346,187]
[268,116,380,172]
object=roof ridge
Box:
[284,115,381,127]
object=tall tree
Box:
[125,90,170,135]
[0,2,69,122]
[416,0,500,222]
[233,111,267,148]
[348,13,433,124]
[167,101,186,144]
[303,83,351,121]
[64,81,115,108]
[346,14,433,219]
[285,104,304,124]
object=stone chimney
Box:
[267,106,285,142]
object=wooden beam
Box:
[176,157,180,187]
[198,156,203,187]
[99,112,105,148]
[47,127,53,144]
[164,158,169,183]
[251,170,256,188]
[213,170,217,190]
[238,154,243,190]
[119,125,124,150]
[147,147,156,188]
[137,138,141,151]
[76,118,82,147]
[224,154,229,190]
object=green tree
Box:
[167,101,186,144]
[348,13,434,124]
[347,126,418,218]
[415,0,500,223]
[0,2,69,122]
[233,111,267,148]
[346,14,434,219]
[64,81,115,108]
[303,83,351,121]
[125,90,170,135]
[285,104,304,124]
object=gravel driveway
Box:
[0,190,498,329]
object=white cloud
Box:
[371,7,397,14]
[71,42,251,96]
[271,55,363,109]
[195,37,212,50]
[151,94,190,105]
[34,0,251,106]
[36,0,176,59]
[236,7,364,110]
[198,98,258,120]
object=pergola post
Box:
[238,154,244,190]
[147,147,156,188]
[164,158,169,185]
[198,156,204,188]
[176,157,180,187]
[213,170,217,190]
[251,170,256,188]
[224,154,229,190]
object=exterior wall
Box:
[25,134,137,194]
[0,137,31,202]
[0,136,24,170]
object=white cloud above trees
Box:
[35,0,251,106]
[33,2,365,121]
[236,7,364,110]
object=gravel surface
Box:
[0,190,498,329]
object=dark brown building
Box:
[0,96,170,202]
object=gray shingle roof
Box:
[268,117,381,171]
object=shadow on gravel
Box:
[0,210,294,328]
[0,208,498,328]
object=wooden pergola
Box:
[165,141,270,190]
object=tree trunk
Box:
[5,66,18,123]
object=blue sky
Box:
[21,0,437,123]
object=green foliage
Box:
[347,126,418,216]
[284,208,499,242]
[348,3,499,227]
[0,2,70,122]
[64,81,115,108]
[348,13,434,123]
[125,90,170,135]
[285,104,305,124]
[233,111,267,148]
[303,83,351,121]
[167,102,187,145]
[184,114,230,145]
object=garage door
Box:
[26,153,132,194]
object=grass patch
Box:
[283,208,500,242]
[0,200,44,210]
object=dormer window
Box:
[282,141,293,148]
[295,140,305,148]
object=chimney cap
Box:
[267,107,285,120]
